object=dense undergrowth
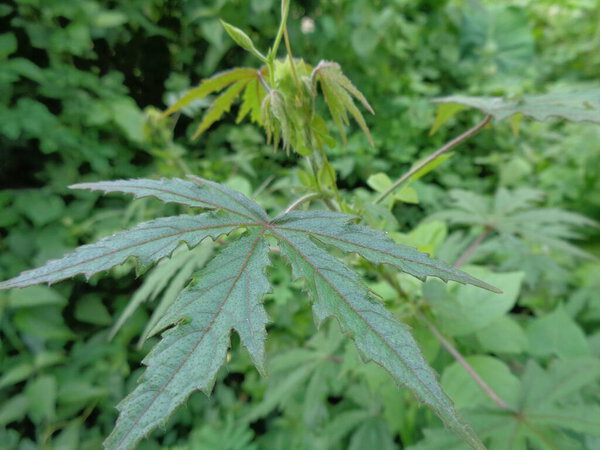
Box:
[1,0,600,448]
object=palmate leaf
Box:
[430,188,598,261]
[0,177,500,449]
[410,357,600,450]
[273,211,500,292]
[191,79,250,139]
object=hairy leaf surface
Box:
[273,211,501,292]
[0,177,499,449]
[274,229,485,450]
[72,176,268,221]
[0,213,239,290]
[312,60,374,145]
[104,230,270,450]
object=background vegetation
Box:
[1,0,599,448]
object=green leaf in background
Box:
[475,316,528,354]
[7,285,67,308]
[25,375,57,423]
[434,89,600,125]
[413,357,600,450]
[74,295,112,326]
[429,103,467,135]
[424,267,523,336]
[441,356,520,410]
[0,32,17,59]
[526,306,590,359]
[458,4,535,74]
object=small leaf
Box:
[526,306,590,359]
[162,68,258,117]
[312,60,374,145]
[315,61,374,114]
[192,79,250,138]
[237,78,266,124]
[220,20,266,62]
[105,230,271,450]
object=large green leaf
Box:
[104,230,271,450]
[434,90,600,125]
[0,177,500,449]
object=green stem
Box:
[374,115,492,205]
[268,0,291,85]
[283,20,303,98]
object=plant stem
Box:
[269,0,290,81]
[418,312,512,411]
[284,192,322,213]
[283,21,303,98]
[374,115,492,205]
[454,227,492,268]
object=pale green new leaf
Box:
[273,211,500,292]
[104,230,271,450]
[192,79,250,139]
[312,60,374,145]
[162,68,258,117]
[434,89,600,125]
[315,61,374,114]
[274,229,485,450]
[71,176,268,221]
[237,78,266,124]
[0,213,239,290]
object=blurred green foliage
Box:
[1,0,599,448]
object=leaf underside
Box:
[434,90,600,124]
[0,177,498,450]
